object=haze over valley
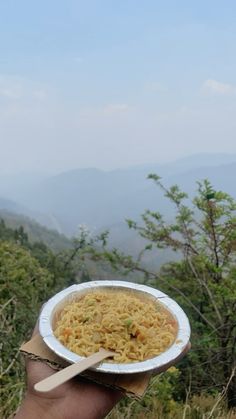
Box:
[1,152,236,266]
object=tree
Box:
[79,176,236,407]
[0,224,76,418]
[0,241,54,417]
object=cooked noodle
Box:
[54,290,177,363]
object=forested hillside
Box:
[0,210,72,251]
[0,219,80,418]
[1,173,236,418]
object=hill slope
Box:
[0,210,72,251]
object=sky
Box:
[0,0,236,174]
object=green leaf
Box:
[206,192,215,200]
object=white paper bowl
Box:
[39,281,191,374]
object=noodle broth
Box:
[53,289,178,363]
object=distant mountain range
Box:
[0,153,236,244]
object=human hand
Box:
[15,323,122,419]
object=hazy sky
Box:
[0,0,236,174]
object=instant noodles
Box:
[54,290,177,363]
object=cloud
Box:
[79,103,132,119]
[0,75,48,102]
[202,79,236,95]
[0,82,22,99]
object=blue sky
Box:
[0,1,236,173]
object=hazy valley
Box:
[0,152,236,268]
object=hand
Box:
[15,323,122,419]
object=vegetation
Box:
[0,220,75,418]
[0,210,72,251]
[0,241,53,416]
[108,371,235,419]
[1,175,236,418]
[73,176,236,414]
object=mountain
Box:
[0,153,236,243]
[166,161,236,197]
[0,210,72,251]
[0,193,63,233]
[0,196,26,214]
[10,167,163,235]
[157,152,236,175]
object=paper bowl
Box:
[39,280,191,374]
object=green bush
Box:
[0,241,54,418]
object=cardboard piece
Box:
[20,334,151,399]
